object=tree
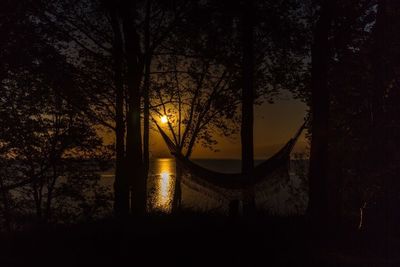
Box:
[0,82,112,223]
[116,0,146,216]
[0,15,111,225]
[305,0,400,232]
[37,0,130,216]
[307,0,334,227]
[151,54,240,211]
[240,0,256,215]
[40,0,192,216]
[327,0,400,230]
[147,0,308,213]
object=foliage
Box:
[152,0,310,156]
[0,2,112,229]
[151,54,240,156]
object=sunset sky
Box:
[150,93,308,159]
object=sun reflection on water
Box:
[151,158,175,212]
[159,171,170,202]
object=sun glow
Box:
[161,115,168,124]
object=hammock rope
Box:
[153,117,307,190]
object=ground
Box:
[0,215,399,266]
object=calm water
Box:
[102,158,224,213]
[101,158,306,214]
[147,158,176,212]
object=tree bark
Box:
[45,163,58,222]
[307,0,334,228]
[172,161,183,213]
[120,0,147,216]
[241,0,255,215]
[0,176,12,231]
[110,7,129,217]
[370,0,387,161]
[367,0,400,230]
[143,0,152,179]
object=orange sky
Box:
[150,95,308,159]
[100,94,308,159]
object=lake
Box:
[101,158,307,215]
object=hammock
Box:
[154,119,306,190]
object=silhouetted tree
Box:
[240,0,256,214]
[307,0,334,228]
[0,35,111,227]
[117,0,146,216]
[326,0,378,227]
[151,54,240,211]
[306,0,400,233]
[327,0,400,231]
[35,0,188,216]
[37,0,130,216]
[162,0,309,213]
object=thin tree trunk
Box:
[0,176,11,231]
[307,0,334,228]
[143,0,152,179]
[172,161,182,213]
[241,0,255,215]
[110,7,129,217]
[33,184,42,220]
[45,164,58,222]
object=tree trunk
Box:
[368,0,400,231]
[143,0,152,179]
[369,0,387,164]
[307,0,334,228]
[172,161,183,213]
[240,0,255,215]
[120,0,147,216]
[33,184,42,220]
[0,177,11,231]
[45,165,58,222]
[110,7,129,217]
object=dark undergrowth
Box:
[0,213,399,267]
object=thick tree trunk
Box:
[110,8,129,217]
[369,0,388,163]
[367,0,400,231]
[241,0,255,215]
[371,0,386,124]
[307,0,334,228]
[120,0,147,216]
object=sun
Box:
[160,115,168,124]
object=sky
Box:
[150,93,308,159]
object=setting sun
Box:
[161,115,168,124]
